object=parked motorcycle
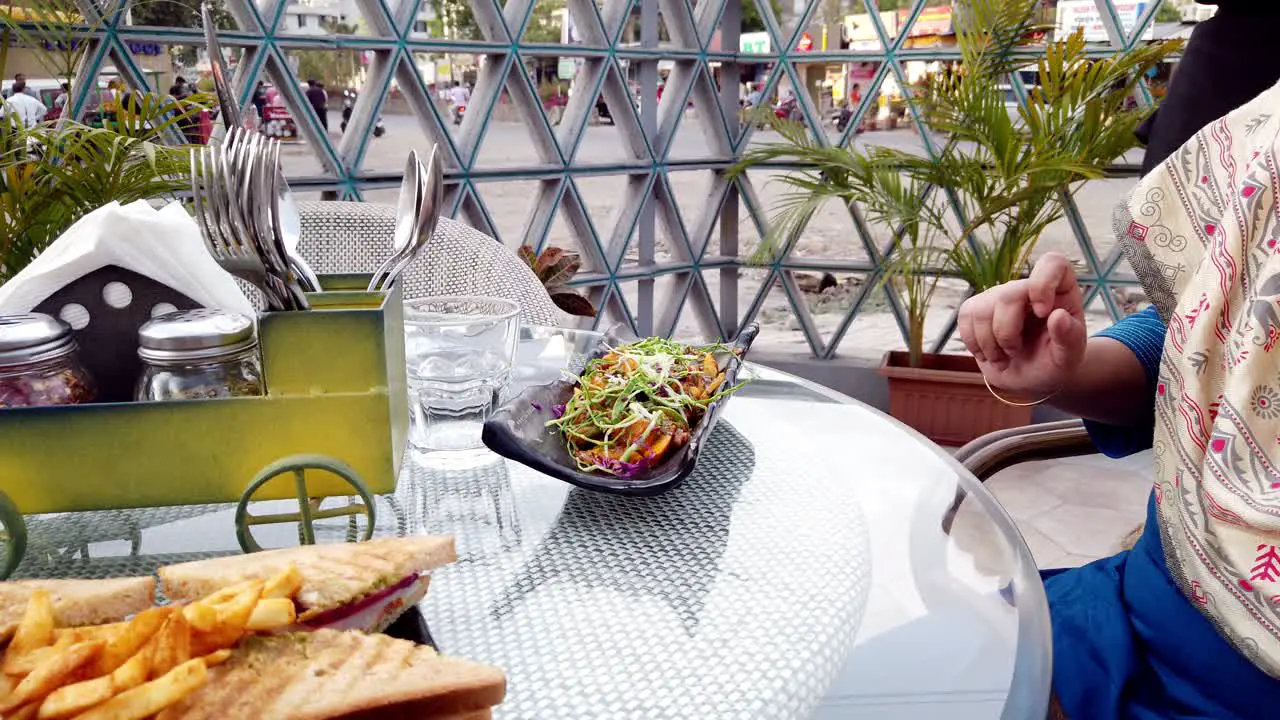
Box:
[774,97,802,123]
[831,104,866,134]
[834,105,853,132]
[595,97,613,124]
[451,102,466,126]
[340,90,386,137]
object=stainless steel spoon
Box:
[377,144,442,292]
[367,151,423,292]
[267,144,322,293]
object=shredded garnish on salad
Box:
[546,337,747,478]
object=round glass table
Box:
[9,327,1051,720]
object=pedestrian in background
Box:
[3,81,47,129]
[305,80,329,131]
[2,74,34,100]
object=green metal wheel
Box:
[235,454,375,553]
[0,491,26,580]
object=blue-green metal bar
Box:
[36,0,1166,357]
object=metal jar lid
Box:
[137,309,257,364]
[0,313,77,368]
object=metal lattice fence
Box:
[52,0,1172,359]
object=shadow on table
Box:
[405,455,523,562]
[489,422,756,635]
[12,505,234,580]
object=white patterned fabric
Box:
[1115,77,1280,676]
[296,201,566,327]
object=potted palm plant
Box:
[0,1,211,283]
[731,0,1181,444]
[0,94,210,284]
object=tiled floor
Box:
[980,451,1154,568]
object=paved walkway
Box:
[955,451,1153,571]
[284,116,1139,354]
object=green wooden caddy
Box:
[0,274,409,578]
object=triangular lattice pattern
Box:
[65,0,1168,355]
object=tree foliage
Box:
[290,20,362,90]
[741,0,785,33]
[130,0,235,29]
[1155,2,1181,23]
[730,0,1183,365]
[0,92,212,284]
[428,0,565,41]
[427,0,481,39]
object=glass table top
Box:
[9,326,1051,720]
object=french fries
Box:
[51,625,124,647]
[108,654,148,694]
[88,608,171,678]
[188,581,260,657]
[144,613,191,679]
[5,635,74,677]
[7,704,38,720]
[245,598,296,632]
[0,564,304,719]
[197,650,231,668]
[36,674,114,719]
[69,658,207,720]
[4,592,55,676]
[261,565,303,600]
[178,604,216,634]
[0,640,101,712]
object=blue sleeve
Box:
[1083,305,1164,458]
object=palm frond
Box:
[0,91,200,284]
[692,0,1183,363]
[952,0,1050,80]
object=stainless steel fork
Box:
[191,143,290,310]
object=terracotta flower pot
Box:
[879,351,1034,446]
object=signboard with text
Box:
[740,32,771,54]
[262,104,297,142]
[898,5,952,37]
[1055,0,1152,43]
[842,11,898,50]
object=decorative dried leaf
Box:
[551,291,597,317]
[534,246,565,276]
[517,244,537,269]
[540,254,581,289]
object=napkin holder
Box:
[0,271,407,530]
[33,265,203,403]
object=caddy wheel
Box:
[0,492,26,580]
[235,454,376,553]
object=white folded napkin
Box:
[0,200,254,315]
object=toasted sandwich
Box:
[158,536,456,633]
[0,576,156,642]
[156,629,505,720]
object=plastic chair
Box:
[954,419,1096,482]
[295,200,566,327]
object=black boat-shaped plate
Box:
[481,324,759,496]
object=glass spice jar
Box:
[135,309,266,402]
[0,313,96,408]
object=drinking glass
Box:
[404,297,520,454]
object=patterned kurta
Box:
[1117,76,1280,677]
